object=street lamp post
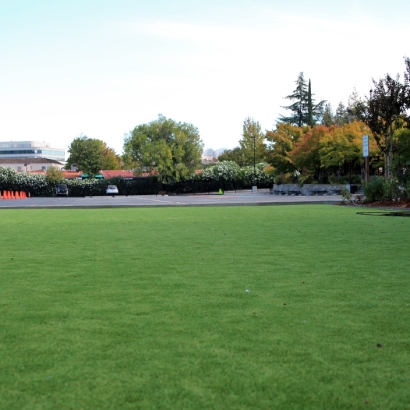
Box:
[251,136,257,193]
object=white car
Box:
[106,185,119,196]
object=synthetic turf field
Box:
[0,205,409,409]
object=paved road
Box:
[0,190,342,209]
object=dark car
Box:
[56,184,68,196]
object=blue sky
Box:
[0,0,409,156]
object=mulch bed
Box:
[361,198,410,208]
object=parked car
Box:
[56,184,68,196]
[106,185,119,196]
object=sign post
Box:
[363,135,369,183]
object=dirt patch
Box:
[362,198,410,208]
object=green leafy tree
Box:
[123,115,203,183]
[353,67,409,179]
[66,136,105,176]
[66,136,119,174]
[404,57,410,125]
[45,166,64,185]
[239,117,266,165]
[101,143,120,170]
[217,118,266,167]
[394,127,410,167]
[218,147,248,167]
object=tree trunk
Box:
[386,125,394,180]
[307,80,313,126]
[384,152,388,179]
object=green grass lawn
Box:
[0,205,409,409]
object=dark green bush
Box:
[385,179,406,200]
[364,177,389,202]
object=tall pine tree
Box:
[280,73,325,127]
[321,103,334,126]
[280,72,307,127]
[334,102,349,126]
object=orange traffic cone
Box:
[21,191,26,199]
[15,191,20,199]
[5,191,10,199]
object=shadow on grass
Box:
[357,211,410,217]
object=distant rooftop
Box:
[0,157,63,165]
[0,140,65,162]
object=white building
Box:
[0,141,65,162]
[0,158,64,172]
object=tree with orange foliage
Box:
[290,125,331,176]
[265,123,310,174]
[319,121,377,170]
[101,143,121,170]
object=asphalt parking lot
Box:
[0,190,342,209]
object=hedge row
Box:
[0,165,273,197]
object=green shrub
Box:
[200,161,240,183]
[328,174,339,184]
[364,178,406,202]
[384,179,406,200]
[274,173,285,185]
[341,188,352,203]
[351,174,363,184]
[0,167,52,196]
[364,177,389,202]
[274,173,289,184]
[239,163,273,187]
[329,174,362,184]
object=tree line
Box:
[66,58,410,191]
[220,60,410,186]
